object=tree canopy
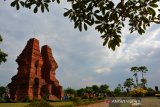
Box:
[8,0,160,50]
[123,78,135,90]
[0,86,6,97]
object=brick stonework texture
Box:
[8,38,63,101]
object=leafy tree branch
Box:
[0,35,8,64]
[7,0,160,50]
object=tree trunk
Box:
[142,71,144,79]
[136,74,139,87]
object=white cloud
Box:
[96,68,111,74]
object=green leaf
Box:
[147,7,156,15]
[137,27,145,35]
[94,14,103,20]
[94,10,100,14]
[149,3,158,8]
[56,0,60,4]
[87,3,93,11]
[34,6,38,13]
[10,1,16,7]
[0,35,2,42]
[149,0,157,4]
[84,20,92,26]
[142,16,149,23]
[108,1,114,9]
[111,44,116,51]
[102,7,105,15]
[103,40,107,46]
[84,23,88,31]
[64,10,71,17]
[74,21,79,29]
[103,37,109,46]
[20,1,25,7]
[95,25,101,30]
[41,4,44,13]
[72,4,78,10]
[25,3,31,9]
[101,35,106,38]
[16,3,20,10]
[44,3,49,12]
[91,17,94,25]
[44,0,51,3]
[104,12,109,20]
[122,22,124,27]
[95,20,101,24]
[78,22,82,32]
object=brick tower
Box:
[8,38,63,101]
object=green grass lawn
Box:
[0,101,73,107]
[0,103,29,107]
[1,97,160,107]
[50,101,73,106]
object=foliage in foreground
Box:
[72,97,104,106]
[129,88,147,97]
[155,93,160,97]
[7,0,160,50]
[25,99,74,107]
[24,98,103,107]
[25,99,54,107]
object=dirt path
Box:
[76,101,108,107]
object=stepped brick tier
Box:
[8,38,63,101]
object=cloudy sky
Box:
[0,1,160,90]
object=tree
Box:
[8,0,160,50]
[77,88,85,97]
[138,66,148,88]
[114,84,122,97]
[123,78,134,91]
[84,86,94,94]
[64,88,77,96]
[114,87,121,97]
[91,85,99,95]
[138,66,148,79]
[99,84,109,96]
[0,86,6,97]
[130,66,139,87]
[118,83,123,92]
[0,35,8,64]
[141,78,147,88]
[83,86,94,98]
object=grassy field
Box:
[0,101,73,107]
[50,101,73,106]
[141,97,160,107]
[0,103,29,107]
[0,97,160,107]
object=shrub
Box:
[107,91,115,97]
[145,88,155,96]
[42,95,49,101]
[129,88,147,97]
[25,99,54,107]
[23,96,30,102]
[97,96,104,100]
[72,97,83,106]
[146,91,155,96]
[0,97,5,103]
[71,97,81,102]
[155,93,160,97]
